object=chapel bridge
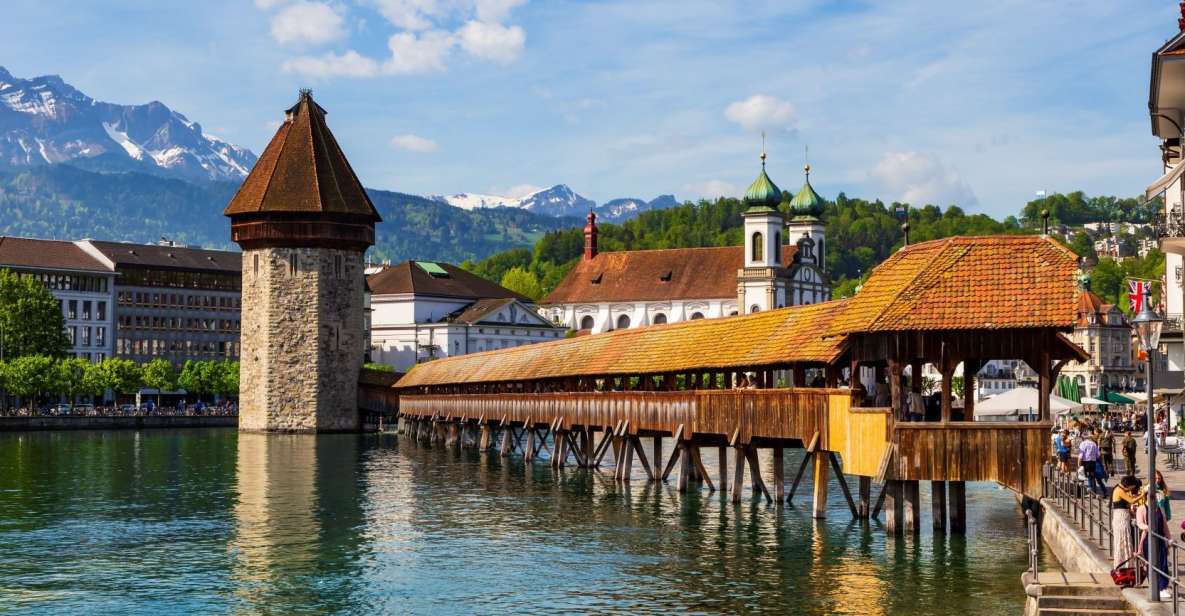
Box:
[365,235,1087,533]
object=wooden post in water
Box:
[773,447,785,501]
[884,480,904,534]
[949,481,967,534]
[858,476,872,518]
[903,480,920,533]
[931,480,947,531]
[652,437,663,483]
[731,445,746,502]
[479,422,491,450]
[812,450,829,518]
[718,446,728,493]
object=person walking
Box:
[1079,434,1103,495]
[1101,428,1116,476]
[1112,476,1141,568]
[1155,470,1172,523]
[1123,432,1138,475]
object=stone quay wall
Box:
[0,415,236,432]
[239,246,365,433]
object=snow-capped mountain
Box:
[0,66,256,182]
[431,185,678,222]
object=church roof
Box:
[788,165,824,219]
[396,300,849,387]
[541,244,797,305]
[827,235,1080,334]
[224,90,380,221]
[368,260,528,301]
[742,153,783,211]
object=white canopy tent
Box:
[975,387,1082,421]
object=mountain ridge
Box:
[431,184,679,222]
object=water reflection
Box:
[0,430,1035,615]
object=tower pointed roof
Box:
[788,164,824,220]
[742,148,783,213]
[224,90,380,222]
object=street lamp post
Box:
[1131,288,1164,602]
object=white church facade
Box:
[541,155,831,333]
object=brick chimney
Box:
[583,211,598,260]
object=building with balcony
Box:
[78,240,242,364]
[0,237,117,362]
[540,155,830,333]
[1060,286,1139,397]
[367,260,565,371]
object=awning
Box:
[1081,397,1111,405]
[1146,162,1185,201]
[1104,390,1136,405]
[974,387,1081,418]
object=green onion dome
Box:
[788,164,824,219]
[742,152,783,212]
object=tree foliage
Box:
[0,269,70,359]
[499,266,544,300]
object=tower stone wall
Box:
[239,246,366,432]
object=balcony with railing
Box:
[1157,209,1185,254]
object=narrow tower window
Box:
[774,232,781,263]
[253,254,259,276]
[335,254,343,278]
[751,232,764,263]
[289,252,298,275]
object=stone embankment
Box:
[0,415,236,431]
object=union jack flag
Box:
[1128,279,1148,314]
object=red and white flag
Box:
[1128,279,1147,314]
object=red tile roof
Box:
[224,91,380,222]
[397,300,848,387]
[827,235,1080,334]
[0,237,109,272]
[541,244,797,304]
[367,261,528,301]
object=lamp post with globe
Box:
[1131,287,1164,602]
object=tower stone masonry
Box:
[225,90,381,432]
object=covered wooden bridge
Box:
[385,235,1087,534]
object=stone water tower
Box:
[224,90,381,432]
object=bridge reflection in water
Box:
[0,429,1037,614]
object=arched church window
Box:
[751,232,764,262]
[653,313,667,325]
[750,305,760,314]
[616,314,631,329]
[579,316,594,330]
[690,312,705,320]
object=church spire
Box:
[742,137,782,212]
[788,154,824,221]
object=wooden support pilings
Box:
[812,450,829,518]
[931,480,947,531]
[773,447,785,501]
[652,437,663,483]
[718,446,728,493]
[949,481,967,534]
[883,480,904,534]
[828,452,859,518]
[858,476,872,519]
[745,447,772,503]
[903,480,920,533]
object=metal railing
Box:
[1026,508,1039,576]
[1044,464,1184,612]
[0,405,238,418]
[1158,208,1185,240]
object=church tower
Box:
[224,91,381,432]
[787,164,826,272]
[737,148,788,313]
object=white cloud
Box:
[282,50,382,78]
[390,133,439,152]
[870,151,978,207]
[724,95,795,133]
[474,0,526,23]
[368,0,446,31]
[385,30,454,74]
[682,179,738,200]
[457,20,525,64]
[255,0,290,8]
[270,1,347,47]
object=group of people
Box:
[1054,420,1175,599]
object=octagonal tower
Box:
[224,90,381,432]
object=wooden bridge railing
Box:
[890,421,1051,498]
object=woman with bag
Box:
[1112,476,1141,568]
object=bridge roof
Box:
[827,235,1080,334]
[396,300,849,387]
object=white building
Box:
[1060,284,1139,397]
[1147,15,1185,393]
[0,237,117,362]
[367,260,565,371]
[541,155,830,332]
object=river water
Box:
[0,429,1041,615]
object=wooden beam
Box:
[884,480,904,534]
[631,436,655,481]
[828,452,858,518]
[812,450,829,518]
[858,476,872,519]
[903,480,920,533]
[949,481,967,534]
[773,447,785,501]
[661,424,685,481]
[689,445,715,492]
[719,446,729,493]
[747,447,772,503]
[731,446,746,503]
[787,451,814,503]
[652,437,663,483]
[931,480,947,532]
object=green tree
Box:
[55,357,93,403]
[5,355,56,402]
[363,362,396,373]
[97,358,143,396]
[1067,231,1097,261]
[500,266,544,300]
[141,358,177,407]
[212,361,239,397]
[0,269,70,359]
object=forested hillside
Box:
[464,192,1163,302]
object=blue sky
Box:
[0,1,1180,216]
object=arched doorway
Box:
[653,313,667,325]
[616,314,631,329]
[579,315,594,330]
[690,312,705,320]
